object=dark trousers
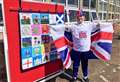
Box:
[71,49,89,78]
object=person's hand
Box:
[96,23,100,27]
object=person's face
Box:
[77,16,85,24]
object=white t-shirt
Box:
[67,22,96,52]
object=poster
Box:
[19,12,64,71]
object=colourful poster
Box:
[40,13,49,24]
[33,55,42,66]
[41,24,49,34]
[32,36,41,46]
[32,13,40,24]
[21,47,32,59]
[32,47,41,56]
[22,58,33,70]
[31,24,42,35]
[19,12,59,70]
[20,25,31,37]
[22,37,32,48]
[20,13,31,25]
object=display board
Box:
[3,0,64,82]
[19,12,64,70]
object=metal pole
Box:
[106,0,110,21]
[96,0,99,20]
[89,0,92,21]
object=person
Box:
[65,10,99,82]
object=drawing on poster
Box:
[22,37,32,48]
[19,12,63,71]
[31,24,41,35]
[32,13,40,24]
[21,25,31,37]
[41,24,49,34]
[21,47,32,59]
[40,13,49,24]
[32,36,41,46]
[20,13,31,25]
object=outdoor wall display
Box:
[19,12,64,71]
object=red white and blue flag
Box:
[49,22,113,69]
[49,24,71,69]
[91,22,113,61]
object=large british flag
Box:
[91,22,114,61]
[49,22,113,69]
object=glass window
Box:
[69,10,77,22]
[83,0,89,8]
[84,11,89,21]
[68,0,78,6]
[99,13,102,20]
[91,0,96,8]
[44,0,51,2]
[51,0,65,4]
[92,12,97,20]
[103,13,106,19]
[0,4,3,26]
[104,3,107,11]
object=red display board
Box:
[3,0,64,82]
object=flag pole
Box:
[106,0,110,21]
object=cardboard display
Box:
[3,0,64,82]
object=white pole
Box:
[89,0,92,21]
[2,0,10,82]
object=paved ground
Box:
[0,35,120,82]
[47,35,120,82]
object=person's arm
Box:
[65,23,72,32]
[91,22,100,30]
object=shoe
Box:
[72,77,77,82]
[82,78,89,82]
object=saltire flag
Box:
[56,14,64,24]
[49,24,71,69]
[65,22,113,61]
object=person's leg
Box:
[72,50,81,79]
[81,52,89,79]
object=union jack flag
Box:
[49,24,71,69]
[90,22,113,61]
[49,22,113,69]
[65,22,113,61]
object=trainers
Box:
[72,77,77,82]
[82,78,89,82]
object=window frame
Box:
[0,0,4,32]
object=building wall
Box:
[29,0,120,22]
[0,0,120,27]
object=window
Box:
[103,13,106,20]
[0,4,3,26]
[84,11,89,21]
[91,0,96,8]
[69,10,77,22]
[83,0,89,8]
[68,0,78,6]
[99,13,102,20]
[92,12,97,20]
[51,0,65,4]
